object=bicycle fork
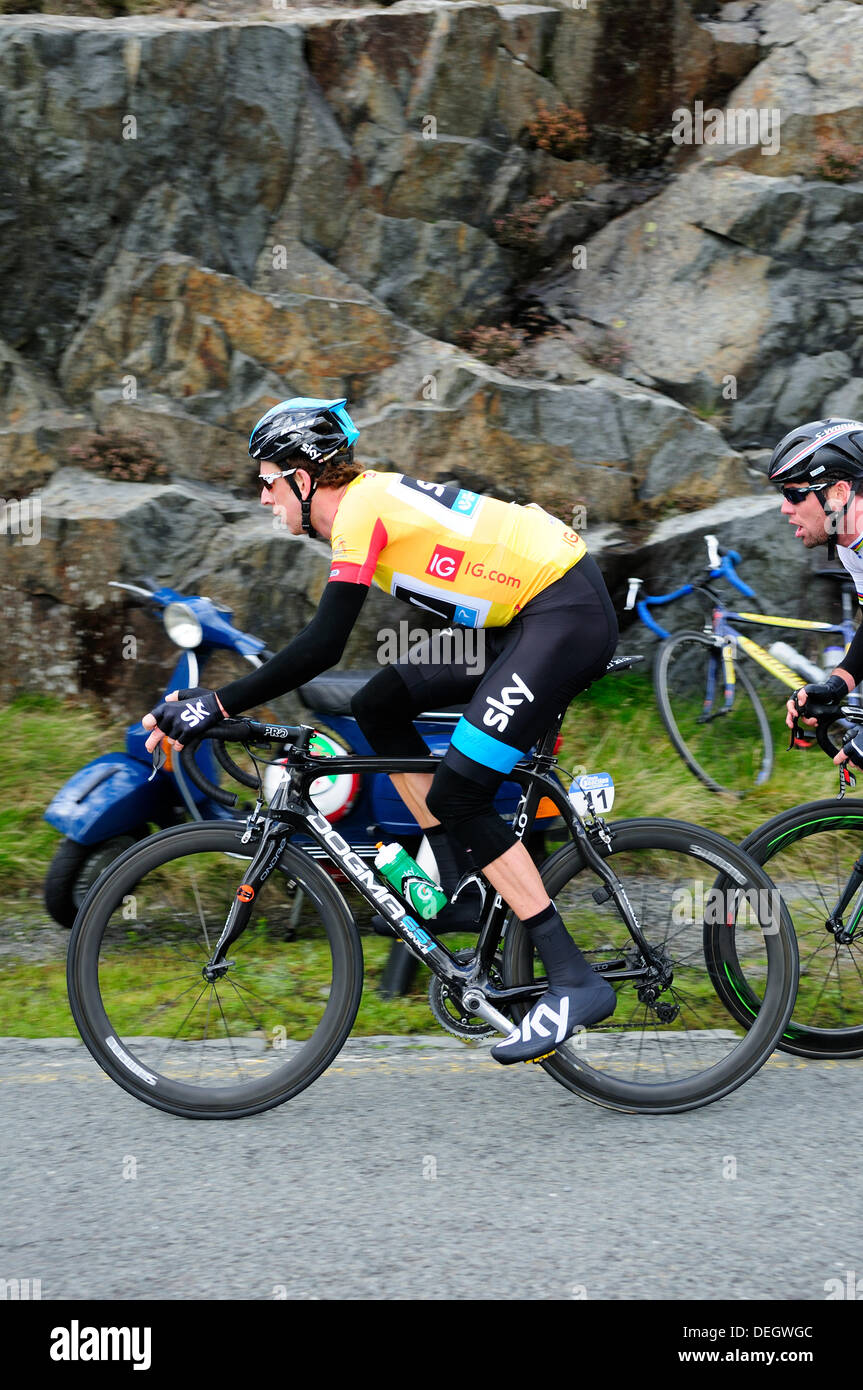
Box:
[826,854,863,944]
[698,636,736,724]
[202,824,290,981]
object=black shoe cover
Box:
[491,977,616,1065]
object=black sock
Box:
[523,903,557,931]
[525,904,594,989]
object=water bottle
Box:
[768,641,829,684]
[374,842,448,920]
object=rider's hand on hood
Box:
[143,688,227,753]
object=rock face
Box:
[0,468,407,710]
[544,1,863,439]
[1,2,860,704]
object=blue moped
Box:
[44,582,560,933]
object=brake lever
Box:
[148,744,168,781]
[787,718,817,751]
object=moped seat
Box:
[299,671,465,719]
[299,670,375,714]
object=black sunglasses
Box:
[258,468,296,492]
[779,482,829,505]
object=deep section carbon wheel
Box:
[502,819,798,1113]
[733,798,863,1058]
[66,822,364,1118]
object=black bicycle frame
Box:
[201,714,657,1005]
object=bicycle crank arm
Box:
[460,989,514,1036]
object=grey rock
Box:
[89,391,246,489]
[822,379,863,419]
[0,21,306,364]
[336,211,513,338]
[1,3,849,713]
[496,3,561,75]
[773,352,855,432]
[729,363,789,444]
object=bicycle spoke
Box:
[521,827,792,1109]
[70,830,361,1115]
[748,808,863,1050]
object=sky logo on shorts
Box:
[426,545,465,581]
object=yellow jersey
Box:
[328,471,586,627]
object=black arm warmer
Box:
[838,619,863,686]
[215,581,369,715]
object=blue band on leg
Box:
[450,718,523,774]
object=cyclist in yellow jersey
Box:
[328,469,586,627]
[144,398,619,1063]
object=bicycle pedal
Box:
[524,1049,557,1065]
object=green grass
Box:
[0,961,75,1037]
[0,694,127,886]
[554,669,840,839]
[0,680,849,1039]
[0,937,467,1040]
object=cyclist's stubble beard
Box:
[785,498,835,549]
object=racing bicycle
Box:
[626,535,857,796]
[65,658,798,1119]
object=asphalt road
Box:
[2,1035,862,1303]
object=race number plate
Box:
[569,772,615,817]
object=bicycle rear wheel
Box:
[67,822,364,1119]
[654,631,773,795]
[731,798,863,1058]
[501,819,797,1113]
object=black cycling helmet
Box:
[768,418,863,556]
[768,418,863,486]
[249,397,360,537]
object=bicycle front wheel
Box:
[67,822,364,1119]
[654,631,773,795]
[735,798,863,1058]
[502,819,797,1114]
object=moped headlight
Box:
[163,602,203,649]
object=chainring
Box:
[428,949,504,1040]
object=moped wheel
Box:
[502,820,797,1114]
[67,822,364,1118]
[44,832,146,929]
[654,632,773,795]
